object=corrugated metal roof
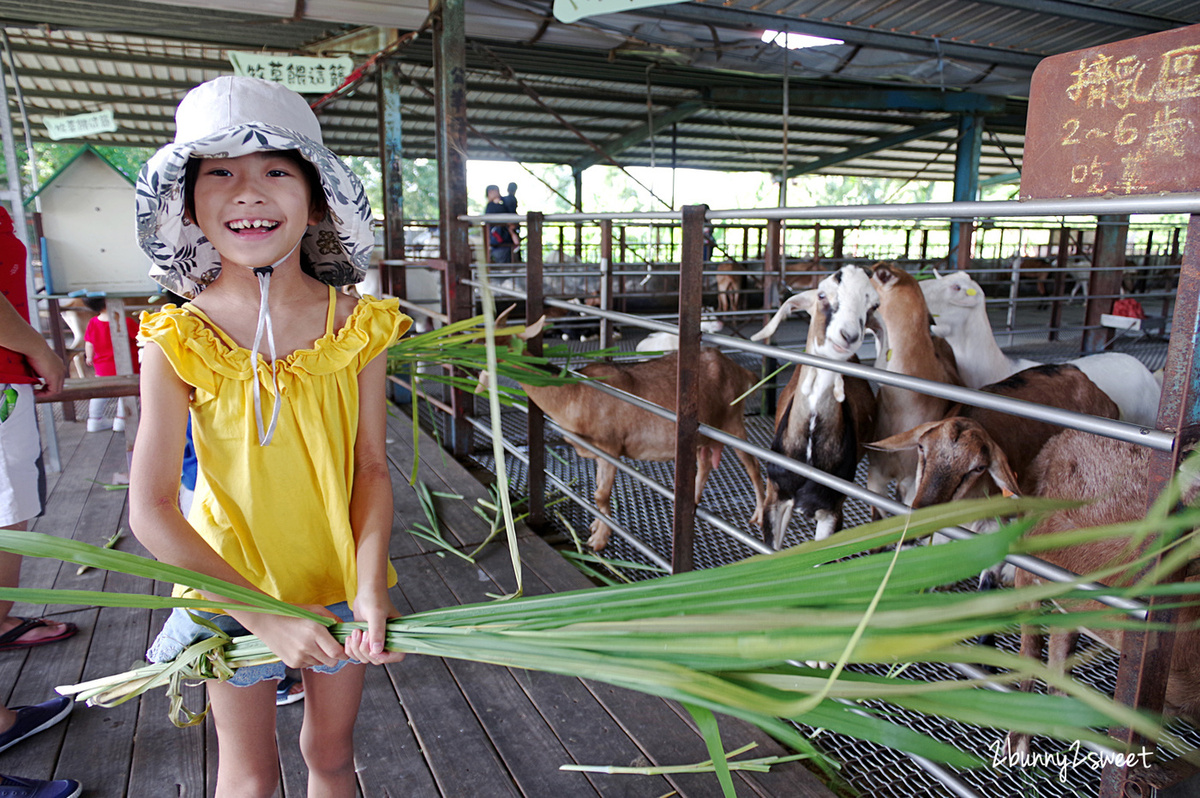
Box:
[0,1,1194,182]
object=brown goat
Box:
[520,349,766,550]
[866,261,963,508]
[716,261,742,314]
[1008,429,1200,760]
[869,364,1120,507]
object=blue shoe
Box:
[0,775,81,798]
[0,698,72,754]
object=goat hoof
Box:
[587,522,611,552]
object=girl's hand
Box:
[348,589,405,666]
[236,607,347,670]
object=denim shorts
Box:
[147,602,356,686]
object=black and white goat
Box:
[751,265,878,547]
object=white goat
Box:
[921,270,1161,427]
[866,262,963,509]
[635,318,724,353]
[750,265,878,546]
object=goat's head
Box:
[867,417,1020,507]
[920,270,986,335]
[751,265,878,358]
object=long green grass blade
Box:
[685,703,736,798]
[0,529,325,623]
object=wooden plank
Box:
[354,659,440,797]
[388,556,520,798]
[52,601,147,791]
[515,538,835,798]
[396,552,597,796]
[385,412,528,551]
[0,607,94,782]
[276,673,307,798]
[48,434,130,615]
[26,427,113,618]
[383,417,446,561]
[128,604,208,797]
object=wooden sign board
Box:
[1021,24,1200,200]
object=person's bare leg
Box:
[209,678,281,798]
[299,664,364,797]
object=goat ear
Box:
[987,449,1021,497]
[750,292,812,342]
[941,403,964,420]
[866,421,937,452]
[495,304,518,327]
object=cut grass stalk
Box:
[5,492,1198,794]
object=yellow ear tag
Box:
[966,288,978,296]
[886,348,893,362]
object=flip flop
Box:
[0,617,78,651]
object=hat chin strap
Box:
[249,237,304,446]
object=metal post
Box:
[525,212,546,532]
[106,297,138,467]
[949,113,983,263]
[1082,214,1129,354]
[618,225,627,313]
[672,205,705,574]
[0,43,58,471]
[1099,214,1200,797]
[762,218,782,417]
[1048,227,1069,342]
[432,0,472,457]
[377,60,405,299]
[598,219,614,349]
[573,170,584,262]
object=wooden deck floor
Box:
[0,407,834,798]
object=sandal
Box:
[276,675,305,706]
[0,617,77,651]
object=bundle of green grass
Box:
[3,492,1197,796]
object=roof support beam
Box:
[570,100,706,172]
[967,0,1187,32]
[708,85,1004,114]
[950,113,984,261]
[629,4,1044,70]
[786,120,957,178]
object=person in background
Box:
[502,182,521,261]
[83,296,140,432]
[0,205,82,798]
[485,184,516,264]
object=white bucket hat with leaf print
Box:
[135,75,373,299]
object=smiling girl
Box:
[129,76,410,797]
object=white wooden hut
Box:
[29,145,158,295]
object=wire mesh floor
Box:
[422,329,1193,798]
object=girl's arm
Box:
[130,344,346,669]
[84,341,94,367]
[345,351,405,666]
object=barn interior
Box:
[4,2,1200,797]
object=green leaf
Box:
[685,703,736,798]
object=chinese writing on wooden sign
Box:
[228,53,354,94]
[44,109,117,141]
[1021,24,1200,200]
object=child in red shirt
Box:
[83,297,139,432]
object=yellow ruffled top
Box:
[139,287,411,607]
